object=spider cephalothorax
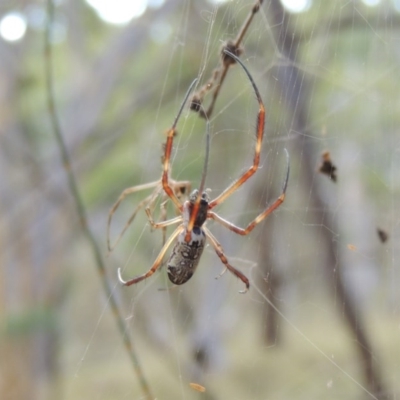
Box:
[115,50,290,293]
[188,190,209,228]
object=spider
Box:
[107,175,191,254]
[116,50,290,293]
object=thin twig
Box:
[191,0,263,119]
[44,1,153,398]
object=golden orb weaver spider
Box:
[112,50,290,293]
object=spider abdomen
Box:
[167,227,206,285]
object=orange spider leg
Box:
[209,50,265,210]
[162,79,198,211]
[209,196,284,235]
[118,225,184,286]
[108,179,190,253]
[185,115,211,242]
[156,180,190,245]
[107,180,161,252]
[144,211,182,230]
[208,149,290,235]
[204,227,249,293]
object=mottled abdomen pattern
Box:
[167,227,206,285]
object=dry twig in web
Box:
[190,0,264,119]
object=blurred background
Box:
[1,0,399,399]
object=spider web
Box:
[2,0,399,399]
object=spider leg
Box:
[107,180,161,252]
[144,211,183,230]
[185,110,211,242]
[159,197,168,245]
[209,51,265,210]
[149,180,191,246]
[109,192,157,254]
[216,266,228,279]
[209,149,290,235]
[162,79,198,211]
[204,227,249,293]
[118,225,184,286]
[109,177,191,253]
